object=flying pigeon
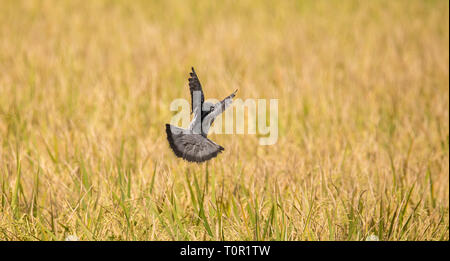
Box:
[165,67,237,163]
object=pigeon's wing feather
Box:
[188,67,205,114]
[209,89,237,119]
[202,89,238,134]
[166,124,224,163]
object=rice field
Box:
[0,0,448,241]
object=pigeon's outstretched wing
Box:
[202,89,238,135]
[166,124,224,163]
[188,67,205,114]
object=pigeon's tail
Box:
[165,124,224,163]
[166,124,186,159]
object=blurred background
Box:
[0,0,448,240]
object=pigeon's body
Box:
[165,67,237,163]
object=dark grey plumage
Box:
[165,124,224,162]
[166,67,237,163]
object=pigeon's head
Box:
[203,102,215,113]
